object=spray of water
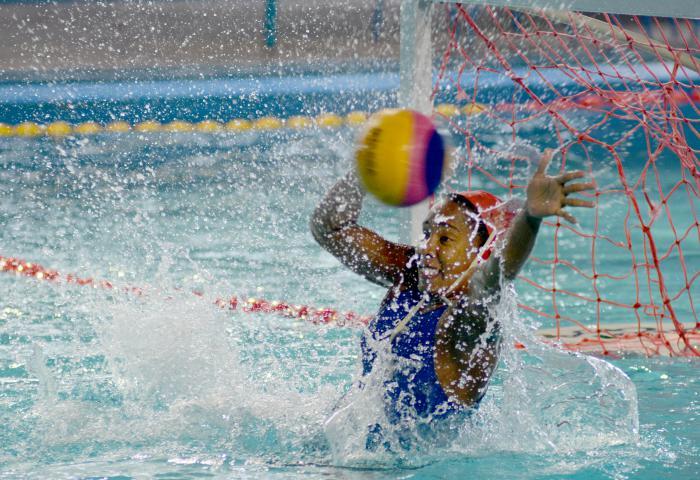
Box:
[322,280,638,468]
[11,131,639,473]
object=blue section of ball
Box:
[424,130,444,195]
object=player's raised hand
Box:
[525,149,595,224]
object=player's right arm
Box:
[310,171,415,287]
[472,150,595,295]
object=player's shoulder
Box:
[452,283,501,321]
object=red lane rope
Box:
[3,253,699,356]
[0,255,371,327]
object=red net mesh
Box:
[433,4,699,356]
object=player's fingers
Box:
[563,198,595,208]
[536,149,554,175]
[556,208,578,224]
[563,182,595,194]
[557,170,586,184]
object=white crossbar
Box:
[436,0,699,19]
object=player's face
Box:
[417,201,481,295]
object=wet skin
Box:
[311,150,596,409]
[416,200,482,298]
[416,200,499,406]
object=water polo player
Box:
[311,140,594,446]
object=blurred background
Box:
[0,0,402,81]
[1,0,694,82]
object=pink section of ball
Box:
[401,112,434,206]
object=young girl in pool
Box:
[311,149,594,444]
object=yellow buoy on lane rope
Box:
[74,122,102,135]
[287,116,314,129]
[46,121,73,137]
[105,121,131,133]
[226,119,252,132]
[196,120,222,132]
[345,111,368,125]
[253,117,283,130]
[316,113,343,128]
[134,120,161,133]
[16,122,43,137]
[164,120,193,132]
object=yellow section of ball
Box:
[355,109,412,206]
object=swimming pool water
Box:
[0,109,698,477]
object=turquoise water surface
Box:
[0,78,698,478]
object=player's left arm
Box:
[474,149,595,293]
[435,298,502,407]
[437,151,594,406]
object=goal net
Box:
[427,1,699,356]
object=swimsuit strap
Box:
[387,295,427,343]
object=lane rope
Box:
[0,255,371,327]
[1,89,696,138]
[4,253,699,356]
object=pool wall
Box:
[0,0,402,82]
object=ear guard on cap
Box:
[454,190,520,260]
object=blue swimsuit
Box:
[360,286,464,422]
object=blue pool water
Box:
[0,75,698,478]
